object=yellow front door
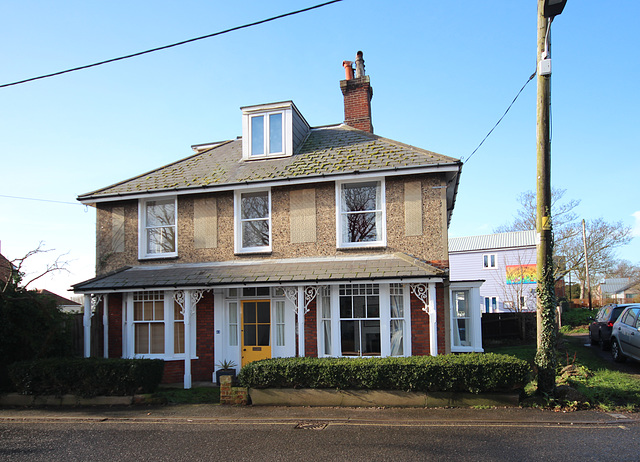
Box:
[241,300,271,367]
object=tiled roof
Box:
[72,253,445,292]
[78,125,460,201]
[448,230,537,253]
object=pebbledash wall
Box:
[95,175,450,276]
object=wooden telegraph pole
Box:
[534,0,566,395]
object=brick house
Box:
[73,52,481,388]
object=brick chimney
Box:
[340,51,373,133]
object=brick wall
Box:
[410,282,447,355]
[304,298,318,357]
[107,293,123,358]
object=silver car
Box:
[610,304,640,362]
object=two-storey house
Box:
[74,52,479,388]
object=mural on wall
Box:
[506,264,537,285]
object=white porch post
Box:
[297,285,305,357]
[183,291,192,389]
[102,294,109,358]
[83,295,91,358]
[428,283,438,356]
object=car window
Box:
[611,307,625,322]
[621,309,638,327]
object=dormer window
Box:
[250,112,283,157]
[241,101,309,161]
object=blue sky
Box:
[1,0,638,297]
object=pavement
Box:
[0,403,637,428]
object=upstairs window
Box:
[235,190,271,253]
[337,180,386,248]
[483,254,497,269]
[250,112,283,157]
[139,197,177,259]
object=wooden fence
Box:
[481,312,536,343]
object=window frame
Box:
[335,179,387,249]
[482,253,497,269]
[234,189,272,254]
[138,197,178,259]
[126,290,196,360]
[248,111,285,158]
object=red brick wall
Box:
[410,283,447,355]
[304,298,318,357]
[107,293,123,358]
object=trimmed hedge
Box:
[238,354,530,394]
[8,358,164,397]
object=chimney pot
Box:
[342,60,354,80]
[355,51,365,78]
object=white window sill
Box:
[337,244,386,250]
[138,254,178,261]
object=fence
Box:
[481,312,536,343]
[67,312,103,357]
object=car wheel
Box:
[611,338,626,363]
[589,329,597,345]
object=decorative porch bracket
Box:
[173,289,206,389]
[410,283,438,356]
[83,294,103,358]
[283,286,321,358]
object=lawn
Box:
[486,334,640,411]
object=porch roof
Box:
[72,253,445,293]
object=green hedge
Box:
[8,358,164,397]
[238,354,530,394]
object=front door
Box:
[241,300,271,366]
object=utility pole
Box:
[582,219,592,309]
[534,0,566,395]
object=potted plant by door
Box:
[215,359,238,386]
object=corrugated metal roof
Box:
[77,124,460,201]
[448,230,537,253]
[73,253,445,292]
[600,278,631,295]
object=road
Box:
[1,410,638,461]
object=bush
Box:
[0,286,75,391]
[238,354,530,394]
[8,358,164,397]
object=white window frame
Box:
[484,296,498,313]
[317,284,410,358]
[234,189,272,254]
[335,179,386,249]
[482,253,497,269]
[138,197,178,259]
[125,290,196,360]
[248,112,285,158]
[241,103,294,160]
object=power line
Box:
[0,0,343,89]
[0,194,80,206]
[465,70,537,163]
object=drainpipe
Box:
[297,286,305,357]
[428,283,438,356]
[184,291,193,389]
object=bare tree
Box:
[495,189,633,298]
[2,242,70,293]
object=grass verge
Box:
[487,335,640,411]
[150,387,220,404]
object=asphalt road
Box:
[1,410,638,461]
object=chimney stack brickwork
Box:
[341,51,373,133]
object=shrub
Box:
[0,287,75,390]
[238,354,530,394]
[8,357,164,397]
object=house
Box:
[449,230,537,313]
[0,249,12,288]
[73,52,481,388]
[37,289,83,313]
[599,278,640,303]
